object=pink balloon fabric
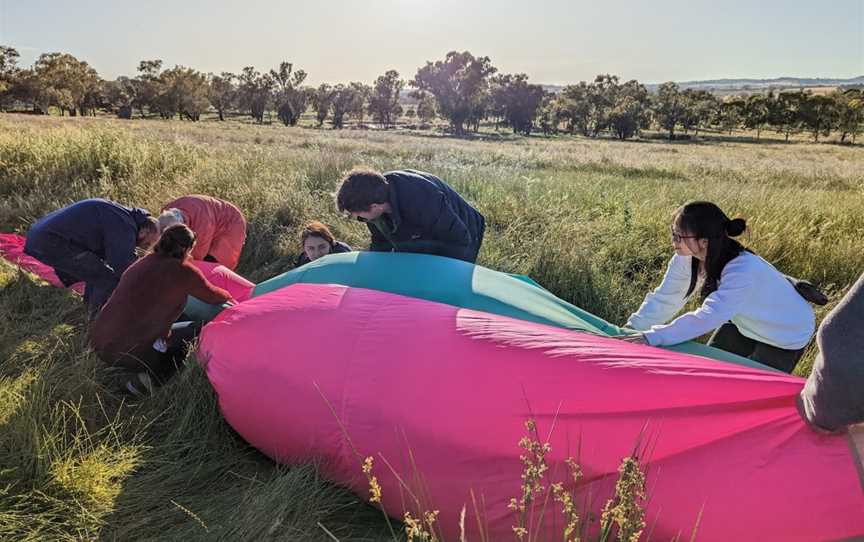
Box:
[0,233,85,293]
[200,283,864,542]
[0,233,253,303]
[189,260,254,302]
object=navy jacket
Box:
[368,170,485,262]
[29,198,151,275]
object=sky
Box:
[1,0,862,85]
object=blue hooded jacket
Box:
[29,198,151,275]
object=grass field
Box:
[0,113,862,541]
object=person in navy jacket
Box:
[24,198,159,317]
[335,168,485,263]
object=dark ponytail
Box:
[674,202,749,299]
[154,224,196,260]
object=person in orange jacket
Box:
[158,195,247,270]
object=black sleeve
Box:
[368,223,392,252]
[414,190,472,247]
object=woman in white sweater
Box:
[621,201,815,373]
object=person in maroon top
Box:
[90,224,234,395]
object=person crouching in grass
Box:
[296,221,352,266]
[89,224,235,396]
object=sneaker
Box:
[124,372,154,398]
[794,280,829,306]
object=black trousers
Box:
[708,322,805,373]
[113,322,202,384]
[465,218,486,263]
[24,231,119,317]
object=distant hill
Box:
[542,76,864,95]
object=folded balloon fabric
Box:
[200,282,864,542]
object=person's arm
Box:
[641,259,753,346]
[102,216,140,276]
[389,190,472,259]
[368,223,392,252]
[626,255,692,331]
[182,264,234,305]
[415,190,472,247]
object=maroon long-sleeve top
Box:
[89,252,232,363]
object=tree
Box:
[101,78,134,118]
[368,70,403,128]
[134,59,164,118]
[742,94,771,139]
[718,99,744,135]
[415,92,437,125]
[237,66,273,123]
[653,82,684,140]
[536,92,556,136]
[770,91,804,142]
[31,52,102,116]
[9,69,47,113]
[270,62,310,126]
[330,84,356,129]
[551,82,592,136]
[0,45,20,109]
[585,74,620,136]
[348,81,371,125]
[208,72,236,121]
[489,73,545,135]
[412,51,497,133]
[679,89,717,136]
[834,89,863,144]
[311,83,334,126]
[157,66,210,121]
[608,80,650,140]
[798,93,838,142]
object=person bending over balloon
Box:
[619,201,818,373]
[90,224,234,396]
[159,195,246,270]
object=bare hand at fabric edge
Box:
[612,331,648,344]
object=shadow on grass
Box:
[0,266,87,381]
[96,365,399,542]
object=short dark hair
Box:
[336,168,389,213]
[301,221,336,245]
[139,216,159,235]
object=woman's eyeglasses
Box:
[670,228,700,243]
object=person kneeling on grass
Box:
[296,221,352,266]
[158,195,247,271]
[335,168,486,263]
[24,198,160,319]
[799,271,864,433]
[618,201,821,373]
[89,224,235,396]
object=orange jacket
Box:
[162,195,246,270]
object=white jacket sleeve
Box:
[626,255,692,331]
[642,257,753,346]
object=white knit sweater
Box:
[626,252,815,350]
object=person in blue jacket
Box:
[335,168,485,263]
[24,198,160,318]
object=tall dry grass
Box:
[0,113,862,540]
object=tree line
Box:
[0,46,861,142]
